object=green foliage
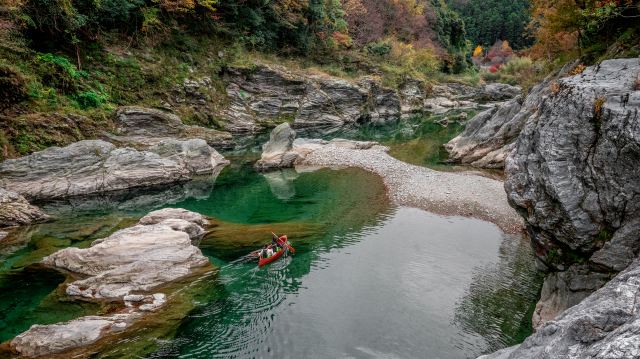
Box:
[365,41,392,56]
[35,53,86,93]
[72,91,108,109]
[448,0,532,50]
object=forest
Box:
[0,0,639,133]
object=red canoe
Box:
[258,235,294,267]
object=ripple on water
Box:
[147,207,541,359]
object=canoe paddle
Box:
[272,232,295,253]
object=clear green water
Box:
[0,118,541,358]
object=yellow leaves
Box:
[569,63,586,75]
[153,0,217,13]
[154,0,195,13]
[501,40,512,52]
[472,45,483,57]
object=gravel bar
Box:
[297,142,523,233]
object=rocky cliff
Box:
[481,58,640,358]
[171,63,519,135]
[445,63,577,169]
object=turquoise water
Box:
[0,122,541,358]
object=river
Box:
[0,114,541,358]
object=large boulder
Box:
[112,106,233,148]
[0,139,228,200]
[504,58,640,326]
[11,208,211,357]
[255,123,299,170]
[42,218,208,300]
[0,188,49,227]
[478,257,640,359]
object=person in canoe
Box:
[258,233,295,266]
[271,233,281,248]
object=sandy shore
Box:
[295,140,523,233]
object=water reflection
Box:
[453,234,543,353]
[149,207,539,359]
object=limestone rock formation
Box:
[111,106,233,148]
[445,63,576,169]
[219,64,402,134]
[0,139,228,200]
[255,123,299,170]
[42,217,208,300]
[0,188,49,227]
[10,208,211,357]
[504,58,640,326]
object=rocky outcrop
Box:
[169,64,520,135]
[219,65,401,133]
[0,188,49,227]
[478,257,640,359]
[255,123,299,170]
[504,58,640,327]
[445,63,577,169]
[109,106,233,149]
[0,139,228,200]
[10,208,211,357]
[42,209,209,300]
[445,96,525,168]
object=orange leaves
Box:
[472,45,483,57]
[331,31,352,47]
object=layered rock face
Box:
[11,208,211,357]
[443,66,579,169]
[481,58,640,357]
[219,65,401,133]
[0,188,49,227]
[110,106,233,148]
[0,139,228,200]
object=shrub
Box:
[73,91,107,109]
[366,41,392,56]
[35,53,86,93]
[0,64,29,107]
[500,57,534,75]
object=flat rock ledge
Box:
[109,106,233,149]
[291,138,522,233]
[9,208,211,358]
[0,139,229,201]
[0,188,49,228]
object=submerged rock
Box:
[10,208,212,357]
[111,106,233,148]
[0,139,228,200]
[255,123,299,170]
[0,188,49,227]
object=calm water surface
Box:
[0,118,540,358]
